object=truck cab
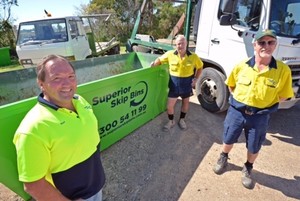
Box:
[194,0,300,112]
[127,0,300,113]
[16,16,91,67]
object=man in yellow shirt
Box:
[151,35,203,131]
[14,55,105,200]
[213,29,294,189]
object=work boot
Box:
[163,120,175,132]
[213,153,228,174]
[241,165,254,189]
[178,118,187,130]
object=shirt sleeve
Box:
[196,57,203,70]
[158,51,171,64]
[225,65,239,88]
[14,132,51,182]
[278,64,294,99]
[194,55,203,70]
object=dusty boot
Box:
[213,153,228,174]
[178,118,187,130]
[163,120,175,132]
[241,165,254,189]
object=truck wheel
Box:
[195,67,229,113]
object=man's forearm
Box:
[194,69,202,79]
[24,177,71,201]
[150,59,161,67]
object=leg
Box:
[241,114,269,189]
[163,97,177,131]
[213,106,245,174]
[167,97,177,115]
[181,97,190,113]
[178,97,190,130]
[222,143,234,154]
[241,151,258,189]
[247,151,259,163]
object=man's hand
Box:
[150,59,161,67]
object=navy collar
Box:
[173,50,192,56]
[246,56,277,69]
[38,93,78,111]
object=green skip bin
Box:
[0,47,11,66]
[0,52,169,200]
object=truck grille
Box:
[289,64,300,98]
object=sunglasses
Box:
[257,40,277,46]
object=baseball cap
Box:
[255,29,277,41]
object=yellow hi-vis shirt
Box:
[13,94,100,185]
[159,50,203,77]
[226,56,294,108]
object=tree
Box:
[88,0,141,42]
[0,0,18,56]
[142,1,186,39]
[87,0,186,43]
[0,0,18,20]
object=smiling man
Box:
[213,29,294,189]
[13,55,105,200]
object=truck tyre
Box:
[195,67,229,113]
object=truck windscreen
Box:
[269,0,300,38]
[17,19,68,45]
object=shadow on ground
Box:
[101,101,300,201]
[101,101,225,201]
[268,103,300,146]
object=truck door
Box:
[208,0,263,76]
[68,19,91,60]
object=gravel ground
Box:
[1,95,300,201]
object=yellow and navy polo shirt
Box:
[13,94,105,199]
[159,50,203,77]
[226,56,294,108]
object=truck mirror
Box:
[219,14,237,26]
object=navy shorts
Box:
[168,75,193,99]
[223,106,270,154]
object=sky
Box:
[11,0,91,25]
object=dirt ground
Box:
[1,94,300,201]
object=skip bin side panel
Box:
[0,99,36,200]
[0,52,166,198]
[77,64,168,151]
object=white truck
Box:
[16,14,120,67]
[127,0,300,113]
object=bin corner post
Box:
[154,65,168,115]
[86,32,97,56]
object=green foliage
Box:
[147,2,186,39]
[0,20,17,59]
[88,0,187,43]
[0,0,18,20]
[0,0,18,57]
[88,0,141,42]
